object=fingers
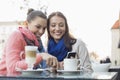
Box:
[46,56,58,68]
[46,57,52,66]
[52,57,58,67]
[40,53,59,68]
[20,51,25,59]
[58,61,64,70]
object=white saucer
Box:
[16,68,46,75]
[16,68,46,72]
[57,70,81,73]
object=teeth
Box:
[55,32,61,34]
[56,33,60,34]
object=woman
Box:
[0,9,58,75]
[47,11,92,72]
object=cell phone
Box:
[67,52,76,58]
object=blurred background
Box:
[0,0,119,65]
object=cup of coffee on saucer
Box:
[64,58,80,71]
[57,52,81,74]
[64,52,79,71]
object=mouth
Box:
[54,32,62,35]
[34,33,42,39]
[37,34,42,37]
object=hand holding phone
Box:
[67,52,76,58]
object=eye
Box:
[43,27,46,31]
[59,23,64,27]
[51,23,56,27]
[35,25,41,29]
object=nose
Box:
[38,29,44,35]
[55,25,60,30]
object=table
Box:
[0,71,118,80]
[57,72,118,80]
[109,66,120,79]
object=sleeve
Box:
[5,31,28,74]
[77,40,93,72]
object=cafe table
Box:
[109,65,120,79]
[0,70,118,80]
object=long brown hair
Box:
[47,11,76,51]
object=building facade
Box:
[111,20,120,66]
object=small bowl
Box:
[92,63,111,72]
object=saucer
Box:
[16,68,46,76]
[57,70,81,74]
[16,68,45,71]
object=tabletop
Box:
[109,65,120,80]
[0,70,118,80]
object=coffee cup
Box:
[25,46,38,68]
[63,59,80,71]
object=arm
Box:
[76,39,93,72]
[5,31,27,74]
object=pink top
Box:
[0,27,42,75]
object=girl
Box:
[0,9,58,75]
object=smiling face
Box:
[49,16,66,42]
[27,16,47,39]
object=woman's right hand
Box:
[40,53,59,68]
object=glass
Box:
[25,46,38,69]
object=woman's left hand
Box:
[20,51,25,59]
[58,61,64,70]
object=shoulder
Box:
[75,38,86,46]
[11,29,21,35]
[9,29,22,38]
[72,38,87,51]
[7,29,24,42]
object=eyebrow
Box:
[36,24,47,28]
[35,24,41,26]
